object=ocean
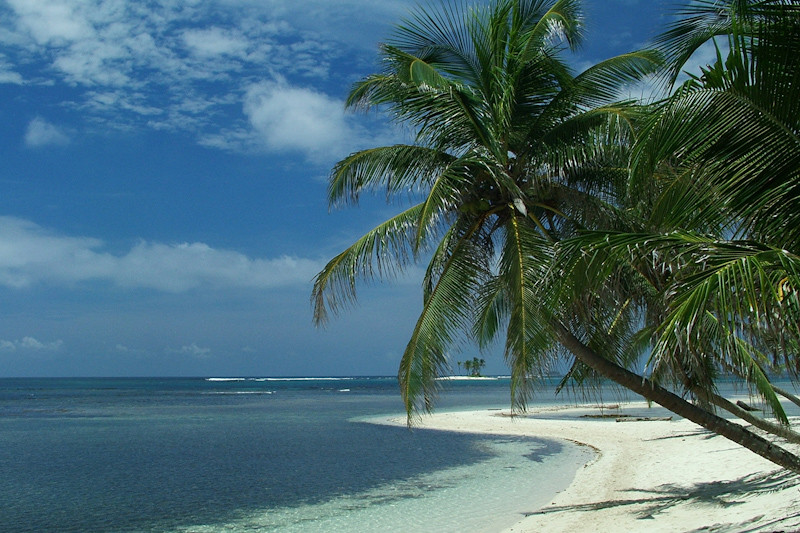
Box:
[0,377,593,532]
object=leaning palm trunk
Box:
[552,321,800,473]
[718,359,800,411]
[696,387,800,445]
[773,385,800,410]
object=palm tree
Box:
[643,0,800,413]
[313,0,800,472]
[636,0,800,361]
[651,0,800,440]
[557,0,800,467]
[312,0,658,413]
[461,357,486,377]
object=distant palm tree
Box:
[460,357,486,377]
[312,0,657,412]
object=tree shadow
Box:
[642,427,720,442]
[525,468,800,529]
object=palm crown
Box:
[312,0,659,416]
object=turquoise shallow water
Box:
[0,377,592,532]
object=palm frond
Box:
[707,313,788,422]
[414,153,499,251]
[654,0,754,88]
[311,204,426,325]
[544,50,662,120]
[399,215,491,418]
[497,214,557,410]
[522,0,584,52]
[566,228,800,410]
[473,275,508,349]
[631,87,800,246]
[656,0,800,87]
[328,145,456,207]
[390,0,481,82]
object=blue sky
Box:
[0,0,681,377]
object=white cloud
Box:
[182,27,249,58]
[0,55,23,84]
[24,117,70,147]
[114,241,321,291]
[200,78,388,160]
[172,343,212,358]
[7,0,94,46]
[51,39,133,87]
[242,81,359,161]
[1,0,389,140]
[0,69,23,84]
[0,336,63,351]
[0,216,322,291]
[234,80,407,164]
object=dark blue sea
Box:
[0,377,592,532]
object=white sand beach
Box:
[384,403,800,532]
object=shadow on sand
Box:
[523,431,800,532]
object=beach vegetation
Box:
[312,0,800,472]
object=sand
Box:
[383,402,800,532]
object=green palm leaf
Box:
[328,145,456,207]
[497,214,556,409]
[312,204,426,325]
[399,216,490,417]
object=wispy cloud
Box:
[0,336,63,351]
[24,117,70,147]
[0,54,23,84]
[0,70,23,84]
[0,216,322,291]
[182,27,250,58]
[0,0,408,156]
[170,343,212,358]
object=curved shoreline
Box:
[379,402,800,532]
